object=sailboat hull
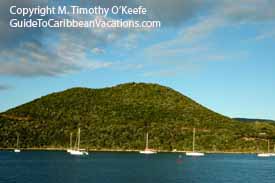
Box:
[67,149,73,153]
[139,150,157,154]
[69,150,88,155]
[186,152,205,156]
[257,153,271,157]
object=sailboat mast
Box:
[78,128,80,150]
[16,134,19,148]
[70,133,72,149]
[146,132,149,149]
[267,139,270,153]
[193,128,195,152]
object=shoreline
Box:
[0,147,258,154]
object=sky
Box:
[0,0,275,120]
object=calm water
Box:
[0,151,275,183]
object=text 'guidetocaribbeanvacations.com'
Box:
[9,5,161,29]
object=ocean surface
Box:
[0,151,275,183]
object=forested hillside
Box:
[1,83,275,152]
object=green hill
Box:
[0,82,275,152]
[234,118,275,123]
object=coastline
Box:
[0,147,258,154]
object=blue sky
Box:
[0,0,275,120]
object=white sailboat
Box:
[257,139,271,157]
[186,128,205,156]
[69,128,88,156]
[270,145,275,156]
[67,132,73,153]
[139,132,157,154]
[14,134,21,153]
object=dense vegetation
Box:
[234,118,275,123]
[1,82,275,152]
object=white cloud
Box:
[0,34,113,77]
[143,0,275,72]
[219,0,275,23]
[0,84,12,91]
[91,48,105,54]
[254,29,275,41]
[1,0,274,78]
[179,17,223,43]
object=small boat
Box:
[172,149,177,152]
[70,149,89,155]
[139,150,157,154]
[257,139,271,157]
[270,145,275,156]
[69,128,88,156]
[14,149,20,153]
[14,134,21,153]
[186,152,205,156]
[139,132,157,154]
[186,128,205,156]
[67,149,73,153]
[257,153,271,157]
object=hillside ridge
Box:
[1,82,275,152]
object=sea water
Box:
[0,151,275,183]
